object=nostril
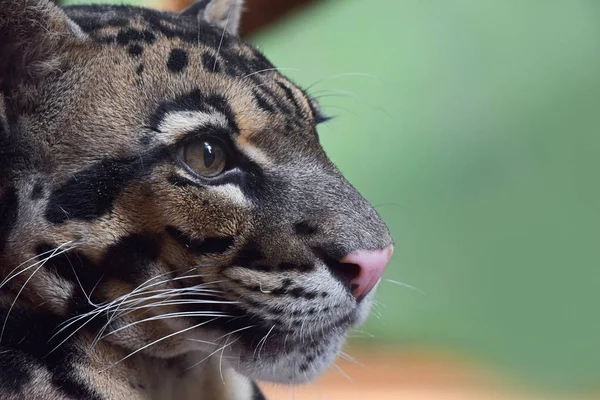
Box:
[339,245,394,300]
[327,260,361,288]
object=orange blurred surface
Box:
[260,350,596,400]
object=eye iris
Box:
[183,138,227,177]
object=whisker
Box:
[100,310,231,340]
[1,245,72,342]
[385,279,425,294]
[305,72,382,92]
[241,67,299,80]
[101,317,220,372]
[332,362,352,381]
[0,242,74,289]
[184,334,242,371]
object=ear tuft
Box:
[180,0,244,36]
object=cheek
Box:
[154,182,250,237]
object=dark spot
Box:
[294,221,317,236]
[307,307,316,315]
[128,44,143,57]
[0,187,18,255]
[30,182,44,200]
[167,48,189,73]
[292,310,302,317]
[288,287,305,298]
[136,64,144,76]
[320,292,329,298]
[100,233,160,282]
[166,226,234,255]
[306,354,315,363]
[201,52,221,72]
[299,363,309,372]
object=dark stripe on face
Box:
[100,233,160,282]
[276,81,304,118]
[252,89,275,114]
[45,148,168,224]
[45,159,137,224]
[0,187,18,255]
[166,226,234,255]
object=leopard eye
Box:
[182,138,227,178]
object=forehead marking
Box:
[157,111,229,140]
[149,89,238,132]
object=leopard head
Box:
[0,0,393,384]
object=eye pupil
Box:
[203,142,215,168]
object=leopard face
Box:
[0,0,393,385]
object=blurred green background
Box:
[64,0,600,395]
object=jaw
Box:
[102,279,380,384]
[223,289,378,384]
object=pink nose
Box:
[339,245,394,300]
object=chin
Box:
[230,284,379,384]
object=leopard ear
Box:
[180,0,244,36]
[0,0,86,85]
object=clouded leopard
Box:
[0,0,394,398]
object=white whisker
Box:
[385,279,425,294]
[101,317,220,372]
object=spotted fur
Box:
[0,0,393,398]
